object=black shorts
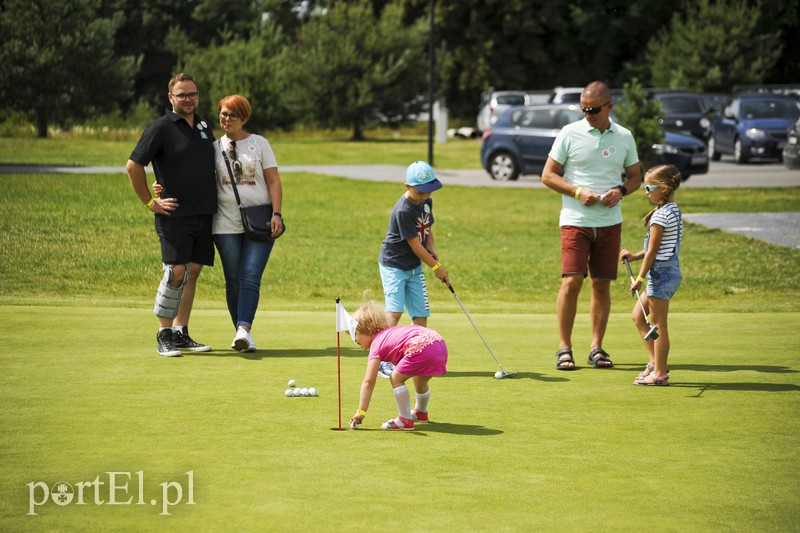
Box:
[154,215,215,266]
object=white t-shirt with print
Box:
[213,134,278,235]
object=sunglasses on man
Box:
[580,101,610,115]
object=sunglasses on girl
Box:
[580,101,610,115]
[644,184,662,193]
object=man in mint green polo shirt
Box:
[542,81,641,371]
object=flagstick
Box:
[336,298,342,431]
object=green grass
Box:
[0,172,798,313]
[0,131,483,169]
[0,137,798,530]
[0,307,797,531]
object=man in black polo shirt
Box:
[126,73,217,357]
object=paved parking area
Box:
[683,213,800,248]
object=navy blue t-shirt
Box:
[129,111,217,218]
[379,195,434,270]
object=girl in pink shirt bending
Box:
[349,302,448,430]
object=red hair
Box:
[217,94,252,123]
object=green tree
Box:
[182,21,294,132]
[281,1,428,140]
[0,0,138,137]
[613,79,664,172]
[645,0,782,92]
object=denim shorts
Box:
[646,265,682,300]
[379,263,430,319]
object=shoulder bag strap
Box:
[220,140,243,207]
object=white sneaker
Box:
[232,327,253,352]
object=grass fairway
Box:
[1,138,799,530]
[0,306,797,530]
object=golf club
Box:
[447,282,517,378]
[623,258,659,341]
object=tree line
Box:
[0,0,796,139]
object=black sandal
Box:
[587,348,613,368]
[555,348,575,370]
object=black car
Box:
[480,104,708,181]
[784,116,800,169]
[654,92,712,144]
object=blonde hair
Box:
[643,164,682,226]
[352,302,390,336]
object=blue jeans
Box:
[213,233,275,329]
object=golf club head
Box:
[500,371,518,378]
[644,326,659,341]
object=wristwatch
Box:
[614,185,628,196]
[273,212,282,218]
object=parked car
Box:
[708,94,800,163]
[548,86,583,104]
[480,104,709,181]
[784,116,800,169]
[481,104,583,180]
[654,92,711,143]
[476,90,528,132]
[700,92,730,115]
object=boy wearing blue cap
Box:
[377,161,450,378]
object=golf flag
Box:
[336,301,358,341]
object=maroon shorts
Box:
[560,224,621,280]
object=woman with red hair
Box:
[213,94,284,352]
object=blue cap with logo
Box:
[405,161,442,193]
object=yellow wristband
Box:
[357,409,367,417]
[636,275,646,283]
[145,197,155,208]
[432,262,442,271]
[574,186,583,199]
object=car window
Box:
[511,109,559,129]
[658,96,703,114]
[496,94,526,106]
[558,110,583,127]
[741,99,800,119]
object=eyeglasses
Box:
[644,184,662,193]
[220,111,240,120]
[580,101,610,115]
[171,92,199,101]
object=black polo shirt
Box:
[130,110,217,218]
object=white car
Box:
[477,90,527,132]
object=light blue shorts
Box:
[646,265,682,300]
[379,263,430,319]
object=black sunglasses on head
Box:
[580,101,610,115]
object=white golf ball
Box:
[288,379,296,387]
[495,371,503,379]
[309,387,318,396]
[284,388,293,397]
[349,422,359,429]
[301,387,310,396]
[292,387,301,397]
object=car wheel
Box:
[488,151,519,181]
[734,137,748,164]
[708,137,721,161]
[681,174,691,182]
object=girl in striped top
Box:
[620,165,683,386]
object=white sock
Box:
[392,385,412,420]
[415,389,431,412]
[172,326,186,334]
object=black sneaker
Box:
[157,329,182,357]
[172,329,212,352]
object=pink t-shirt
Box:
[368,325,443,364]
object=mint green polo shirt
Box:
[548,118,639,228]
